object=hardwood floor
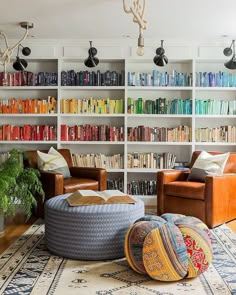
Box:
[0,215,236,255]
[0,215,37,254]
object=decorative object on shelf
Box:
[13,43,31,71]
[122,0,147,56]
[223,39,236,69]
[84,41,99,68]
[153,40,168,67]
[0,21,34,85]
[0,149,45,232]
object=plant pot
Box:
[0,209,4,234]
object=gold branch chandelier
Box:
[0,21,33,86]
[123,0,147,56]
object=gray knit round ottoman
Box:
[45,194,145,260]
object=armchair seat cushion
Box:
[164,181,205,200]
[64,177,99,193]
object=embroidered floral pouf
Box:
[124,213,213,281]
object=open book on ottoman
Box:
[66,190,136,206]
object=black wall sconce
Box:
[20,44,31,56]
[84,41,99,68]
[223,40,236,70]
[153,40,168,67]
[13,44,31,71]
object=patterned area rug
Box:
[0,220,236,295]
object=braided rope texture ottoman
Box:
[45,194,145,260]
[125,213,213,281]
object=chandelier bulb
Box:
[136,46,144,56]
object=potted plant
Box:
[0,149,45,232]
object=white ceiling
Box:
[1,0,236,43]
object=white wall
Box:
[7,38,231,60]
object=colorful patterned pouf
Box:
[124,213,213,281]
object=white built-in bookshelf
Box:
[1,56,236,206]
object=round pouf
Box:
[125,213,213,281]
[45,194,144,260]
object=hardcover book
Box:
[66,190,136,206]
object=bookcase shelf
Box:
[127,86,193,90]
[60,114,125,117]
[127,114,192,118]
[0,86,59,90]
[0,114,58,117]
[195,87,236,91]
[127,168,164,173]
[61,86,125,90]
[127,141,192,146]
[195,115,236,118]
[195,142,236,146]
[0,140,58,144]
[1,56,235,206]
[61,141,125,145]
[106,168,125,173]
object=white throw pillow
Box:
[37,147,71,178]
[188,151,230,182]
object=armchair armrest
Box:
[40,170,64,198]
[157,169,190,184]
[205,173,236,227]
[157,169,190,215]
[69,167,107,190]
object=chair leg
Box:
[32,195,44,218]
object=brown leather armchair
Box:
[157,151,236,228]
[24,148,107,217]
